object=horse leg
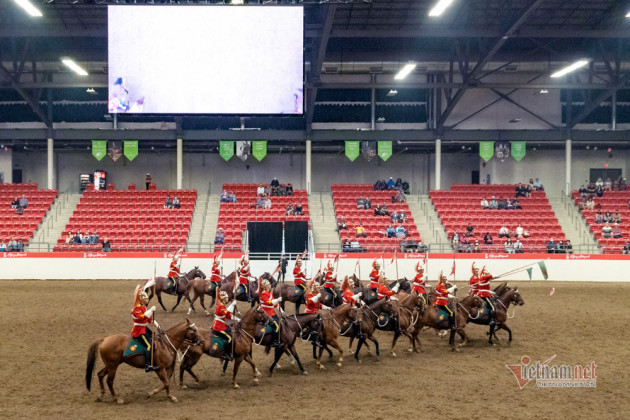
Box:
[328,339,344,367]
[390,332,400,357]
[157,292,168,312]
[488,323,496,346]
[456,327,469,347]
[96,367,108,402]
[354,337,364,362]
[244,353,261,384]
[222,359,229,376]
[105,366,123,404]
[316,345,325,370]
[199,295,210,316]
[288,345,307,375]
[269,346,283,376]
[232,356,244,389]
[171,294,183,312]
[370,334,380,359]
[348,335,355,354]
[210,294,216,309]
[497,323,512,343]
[187,293,198,315]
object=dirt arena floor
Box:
[1,280,629,419]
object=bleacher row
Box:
[332,184,421,252]
[0,184,57,244]
[572,190,630,253]
[431,185,565,252]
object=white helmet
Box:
[219,291,229,301]
[261,279,271,288]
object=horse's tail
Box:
[85,338,103,391]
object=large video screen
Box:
[108,6,303,114]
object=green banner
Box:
[345,141,360,162]
[526,267,533,283]
[479,141,494,162]
[92,140,107,161]
[511,141,526,161]
[378,141,392,161]
[538,261,549,280]
[124,140,139,161]
[252,141,267,161]
[219,141,234,162]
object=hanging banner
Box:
[511,141,526,161]
[252,141,267,161]
[526,267,533,283]
[479,141,494,162]
[236,141,250,162]
[378,141,392,161]
[361,141,376,161]
[538,261,549,280]
[108,141,122,162]
[219,141,234,162]
[92,140,107,161]
[345,141,360,161]
[124,140,139,161]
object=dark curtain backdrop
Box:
[285,221,308,253]
[247,222,283,253]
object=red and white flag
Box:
[450,260,456,277]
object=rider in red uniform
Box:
[434,272,456,330]
[211,289,239,359]
[259,279,282,346]
[167,251,181,292]
[293,254,307,291]
[131,279,159,372]
[322,260,337,299]
[304,282,323,314]
[341,276,362,306]
[369,260,381,292]
[412,262,427,303]
[209,254,222,295]
[475,267,496,325]
[469,263,480,296]
[236,255,251,299]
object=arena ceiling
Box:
[1,0,630,149]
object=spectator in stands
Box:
[263,196,272,209]
[594,210,604,223]
[480,197,489,209]
[228,191,237,203]
[256,195,264,209]
[7,236,18,252]
[294,202,303,216]
[546,238,557,253]
[603,211,613,223]
[19,195,28,209]
[145,173,152,190]
[619,178,627,191]
[392,190,406,203]
[65,232,73,244]
[390,210,399,223]
[602,222,613,239]
[586,197,595,210]
[10,196,19,208]
[387,177,395,189]
[504,238,515,254]
[498,224,509,238]
[257,184,265,196]
[451,231,460,246]
[356,197,366,210]
[350,239,363,252]
[386,225,396,238]
[488,196,498,210]
[214,228,225,245]
[578,185,588,197]
[264,185,272,196]
[285,203,295,215]
[220,190,230,202]
[556,240,566,254]
[565,239,574,254]
[484,232,494,245]
[533,178,543,191]
[15,204,23,215]
[515,223,524,239]
[373,180,381,191]
[623,242,630,255]
[497,196,507,210]
[374,204,385,216]
[613,210,622,224]
[172,196,181,209]
[73,231,82,244]
[285,183,294,196]
[364,197,372,209]
[102,238,111,252]
[81,232,89,244]
[342,239,351,252]
[89,231,99,245]
[337,217,348,231]
[472,240,481,253]
[612,223,623,239]
[270,178,280,196]
[355,223,368,238]
[16,239,24,252]
[164,195,172,209]
[515,184,525,198]
[396,223,408,239]
[595,185,604,198]
[395,178,403,190]
[0,240,5,252]
[465,223,474,237]
[604,177,612,190]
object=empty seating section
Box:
[218,184,309,251]
[0,183,57,245]
[572,190,629,253]
[54,189,196,252]
[432,184,564,252]
[332,184,421,252]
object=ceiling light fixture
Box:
[539,88,549,94]
[86,88,97,94]
[550,60,589,78]
[394,63,416,80]
[626,11,630,17]
[428,0,454,17]
[14,0,43,17]
[61,58,88,76]
[386,89,398,96]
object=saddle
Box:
[209,332,231,357]
[291,286,306,300]
[165,277,179,294]
[321,288,340,306]
[479,299,496,315]
[235,284,249,301]
[123,336,151,358]
[366,289,379,304]
[207,281,219,294]
[436,307,453,323]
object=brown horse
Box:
[273,272,324,314]
[315,303,354,369]
[465,287,525,345]
[260,313,313,376]
[85,319,203,403]
[178,304,268,389]
[148,266,206,312]
[185,270,237,315]
[220,271,277,307]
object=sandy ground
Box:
[1,280,629,419]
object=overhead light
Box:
[550,60,589,78]
[428,0,454,17]
[539,89,549,94]
[626,11,630,17]
[14,0,43,17]
[231,0,244,4]
[61,58,88,76]
[394,63,416,80]
[377,117,386,122]
[386,89,398,96]
[86,88,97,95]
[509,118,522,123]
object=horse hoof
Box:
[205,311,210,316]
[336,362,342,368]
[117,398,124,405]
[348,349,355,354]
[95,395,103,402]
[356,358,362,363]
[233,384,240,390]
[180,384,188,390]
[319,365,325,370]
[255,369,262,377]
[366,351,372,356]
[252,378,259,385]
[276,364,282,370]
[302,370,309,375]
[221,371,226,376]
[390,352,397,358]
[407,347,413,353]
[290,358,296,365]
[170,396,178,403]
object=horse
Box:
[178,304,268,389]
[85,319,203,404]
[260,313,313,376]
[348,274,412,302]
[186,270,237,315]
[148,266,206,312]
[219,272,277,307]
[315,303,354,369]
[273,272,324,314]
[465,287,525,345]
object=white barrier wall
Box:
[1,252,629,282]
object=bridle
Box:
[159,323,203,362]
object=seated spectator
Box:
[472,240,481,252]
[498,224,509,238]
[586,197,595,210]
[395,223,408,239]
[342,239,351,252]
[164,195,172,209]
[619,178,627,191]
[623,242,630,255]
[390,210,399,223]
[81,232,89,244]
[285,183,294,196]
[228,191,237,203]
[515,223,524,238]
[465,223,474,237]
[387,177,395,189]
[594,210,604,223]
[102,238,112,252]
[533,178,543,191]
[256,196,264,209]
[612,210,622,223]
[483,232,493,245]
[89,231,99,245]
[285,203,294,215]
[355,223,368,238]
[497,196,507,210]
[604,177,612,190]
[524,183,532,197]
[257,184,265,196]
[349,239,363,253]
[263,196,272,209]
[565,239,573,254]
[7,237,17,252]
[512,198,523,210]
[401,239,419,253]
[374,204,389,216]
[214,228,225,245]
[546,238,557,253]
[19,196,28,209]
[356,197,366,210]
[73,231,82,244]
[0,240,5,252]
[504,239,514,254]
[480,197,489,209]
[488,196,499,209]
[385,225,396,238]
[294,203,303,216]
[337,217,348,231]
[451,231,460,245]
[612,223,623,239]
[603,211,613,223]
[595,186,604,198]
[392,190,406,203]
[264,185,272,196]
[586,182,596,195]
[270,177,280,188]
[10,196,19,208]
[220,190,230,202]
[364,197,372,209]
[65,232,73,244]
[15,205,23,215]
[401,180,410,194]
[373,180,382,191]
[16,239,24,252]
[395,177,403,190]
[578,185,588,197]
[172,196,180,209]
[513,239,524,253]
[601,222,613,238]
[515,184,527,198]
[556,240,566,254]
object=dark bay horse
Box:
[148,267,206,312]
[186,270,237,315]
[85,319,203,403]
[220,271,277,307]
[348,274,412,301]
[178,304,269,389]
[260,313,313,376]
[465,287,525,345]
[274,272,324,314]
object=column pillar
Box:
[305,139,312,194]
[565,138,572,196]
[47,138,54,189]
[435,138,442,190]
[176,138,183,190]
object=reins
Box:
[159,323,201,363]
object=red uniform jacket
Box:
[343,288,356,305]
[476,274,493,298]
[168,260,180,278]
[412,273,426,294]
[211,302,232,332]
[131,304,153,337]
[469,275,479,296]
[305,292,322,314]
[293,267,306,286]
[211,264,221,283]
[238,265,250,285]
[260,290,277,317]
[323,270,335,288]
[377,284,395,299]
[369,269,381,289]
[434,283,449,306]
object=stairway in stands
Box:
[407,194,450,251]
[187,193,221,252]
[29,193,81,251]
[309,192,340,252]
